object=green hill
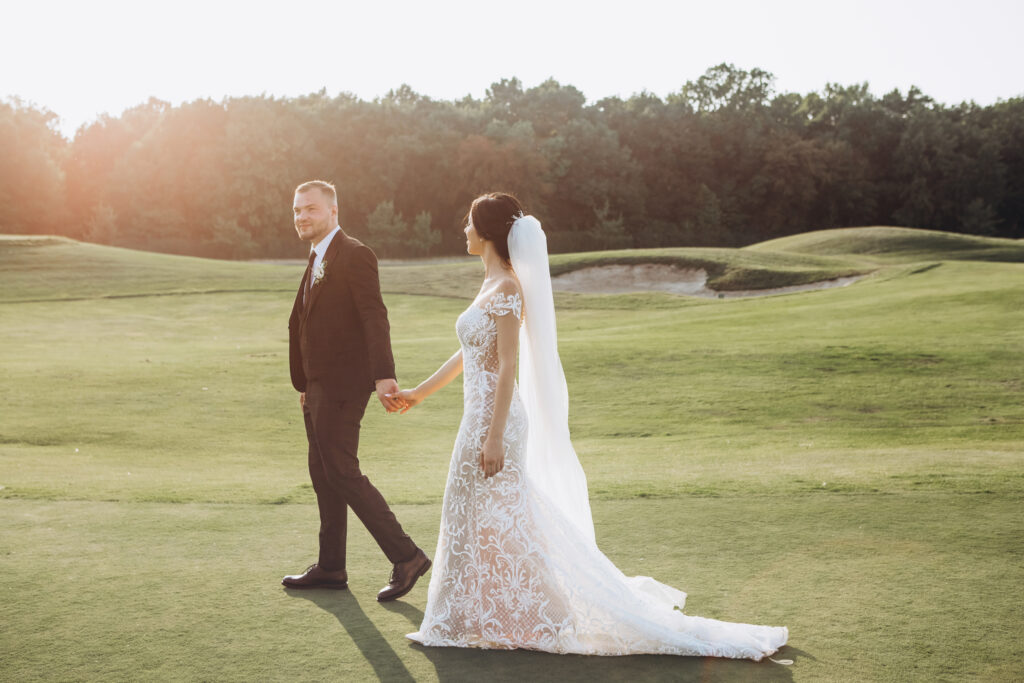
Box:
[7,226,1018,304]
[0,235,297,303]
[746,225,1024,263]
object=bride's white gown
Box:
[407,291,788,659]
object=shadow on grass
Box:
[286,589,417,682]
[378,598,426,627]
[288,588,801,683]
[409,643,803,683]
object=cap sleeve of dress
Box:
[483,290,522,320]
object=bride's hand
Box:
[392,388,423,414]
[480,437,504,478]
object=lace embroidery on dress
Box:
[407,290,788,659]
[480,291,522,320]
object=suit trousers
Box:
[302,382,416,571]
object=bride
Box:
[394,192,789,659]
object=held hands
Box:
[375,378,407,413]
[480,436,505,478]
[391,389,424,415]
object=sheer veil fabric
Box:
[407,215,788,659]
[508,214,596,546]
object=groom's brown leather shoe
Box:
[282,563,348,590]
[377,548,431,602]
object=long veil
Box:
[508,215,596,546]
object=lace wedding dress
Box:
[407,290,788,659]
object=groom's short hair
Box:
[295,180,338,207]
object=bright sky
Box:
[4,0,1022,138]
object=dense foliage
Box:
[3,65,1022,258]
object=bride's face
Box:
[464,217,485,256]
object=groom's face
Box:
[293,189,337,244]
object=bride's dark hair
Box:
[468,192,524,264]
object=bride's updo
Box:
[468,192,524,264]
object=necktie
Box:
[303,251,316,307]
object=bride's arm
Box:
[394,349,463,413]
[481,305,519,478]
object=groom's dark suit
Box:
[288,228,416,571]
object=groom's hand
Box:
[375,378,405,413]
[299,392,305,410]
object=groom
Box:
[283,179,430,601]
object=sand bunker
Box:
[551,264,865,298]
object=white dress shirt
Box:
[304,225,341,305]
[310,225,341,276]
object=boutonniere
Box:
[312,260,327,286]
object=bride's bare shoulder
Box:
[493,276,522,299]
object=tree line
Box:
[2,64,1022,259]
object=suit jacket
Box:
[288,230,396,399]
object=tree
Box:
[410,211,441,255]
[0,98,67,234]
[989,98,1024,237]
[891,102,1006,233]
[65,98,169,239]
[364,201,439,257]
[678,63,775,114]
[961,198,1000,236]
[33,72,1024,258]
[457,121,553,219]
[83,204,118,244]
[587,201,632,250]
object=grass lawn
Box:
[1,227,1021,681]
